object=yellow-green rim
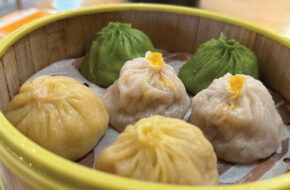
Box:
[0,3,290,190]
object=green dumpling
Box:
[178,33,259,95]
[80,22,154,87]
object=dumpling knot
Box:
[146,51,164,71]
[137,120,162,147]
[227,75,245,99]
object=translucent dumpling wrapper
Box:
[80,22,154,87]
[103,51,190,132]
[5,75,109,161]
[189,73,284,163]
[96,115,219,185]
[178,33,259,95]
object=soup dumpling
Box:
[103,51,190,132]
[96,115,219,185]
[80,22,154,87]
[189,73,284,163]
[5,75,109,161]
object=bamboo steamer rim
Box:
[0,3,289,190]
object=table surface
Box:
[1,0,290,39]
[199,0,290,38]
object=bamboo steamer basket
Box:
[0,4,289,190]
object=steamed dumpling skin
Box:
[96,115,219,186]
[189,73,284,163]
[5,75,109,161]
[104,51,190,132]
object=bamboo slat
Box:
[2,48,21,100]
[80,14,104,54]
[119,11,200,52]
[13,36,35,84]
[196,17,257,49]
[254,34,290,99]
[64,17,85,58]
[28,27,49,71]
[0,60,9,111]
[44,20,66,64]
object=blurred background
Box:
[0,0,290,39]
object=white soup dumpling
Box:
[103,51,190,132]
[189,73,284,163]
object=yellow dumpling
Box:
[5,75,109,161]
[96,115,219,186]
